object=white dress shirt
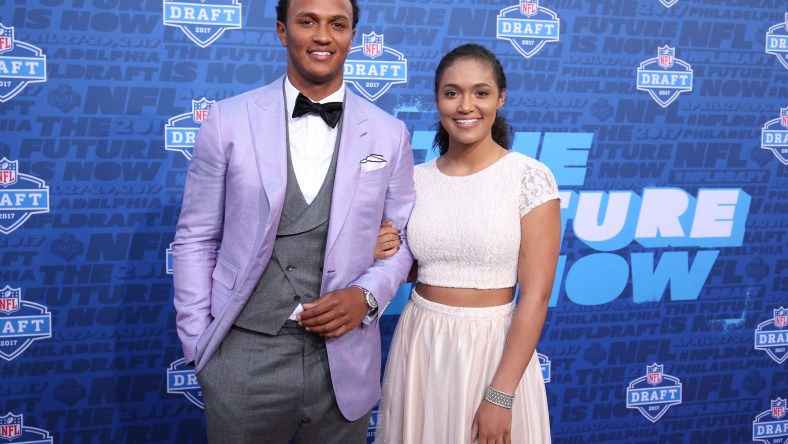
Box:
[284,78,345,321]
[284,77,345,205]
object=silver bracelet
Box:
[484,385,515,409]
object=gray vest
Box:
[234,124,341,334]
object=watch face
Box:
[365,290,377,308]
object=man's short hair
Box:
[275,0,360,29]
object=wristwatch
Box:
[359,287,378,315]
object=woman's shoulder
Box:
[503,152,555,177]
[503,151,545,167]
[414,159,438,173]
[413,159,439,187]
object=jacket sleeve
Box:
[172,101,227,364]
[350,120,415,319]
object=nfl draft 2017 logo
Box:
[0,286,52,361]
[753,398,788,444]
[0,413,52,444]
[496,0,560,59]
[755,307,788,363]
[165,98,215,161]
[167,358,204,409]
[626,363,682,422]
[0,23,47,103]
[760,107,788,165]
[766,13,788,70]
[163,0,242,48]
[344,33,407,102]
[538,352,551,383]
[0,158,50,235]
[636,45,693,108]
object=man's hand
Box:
[297,287,369,338]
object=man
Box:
[171,0,415,441]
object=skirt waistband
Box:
[410,288,515,320]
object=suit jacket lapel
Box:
[326,92,367,258]
[249,78,288,234]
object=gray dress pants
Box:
[197,322,372,444]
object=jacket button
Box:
[293,295,301,302]
[286,265,295,271]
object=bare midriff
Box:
[415,283,515,308]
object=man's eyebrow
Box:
[293,11,351,22]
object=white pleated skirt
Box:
[375,290,551,444]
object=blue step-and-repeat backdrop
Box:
[1,0,786,442]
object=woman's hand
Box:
[373,220,401,260]
[471,399,513,444]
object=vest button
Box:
[286,265,295,272]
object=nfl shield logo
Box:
[363,33,383,59]
[658,46,674,69]
[0,158,18,187]
[780,107,788,129]
[784,12,788,32]
[772,398,787,419]
[0,413,22,440]
[775,307,788,328]
[521,0,538,17]
[0,286,21,315]
[0,25,13,55]
[647,363,663,385]
[192,98,215,124]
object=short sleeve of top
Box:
[519,158,560,217]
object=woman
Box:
[375,44,561,443]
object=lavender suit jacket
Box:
[172,77,415,421]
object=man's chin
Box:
[298,71,342,86]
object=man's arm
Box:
[349,121,415,312]
[298,121,415,337]
[172,102,227,364]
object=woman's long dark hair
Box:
[432,44,511,156]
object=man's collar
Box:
[284,77,346,118]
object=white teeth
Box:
[455,119,479,124]
[311,51,330,55]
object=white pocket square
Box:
[360,154,387,172]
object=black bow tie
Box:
[292,93,343,128]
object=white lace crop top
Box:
[407,152,560,289]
